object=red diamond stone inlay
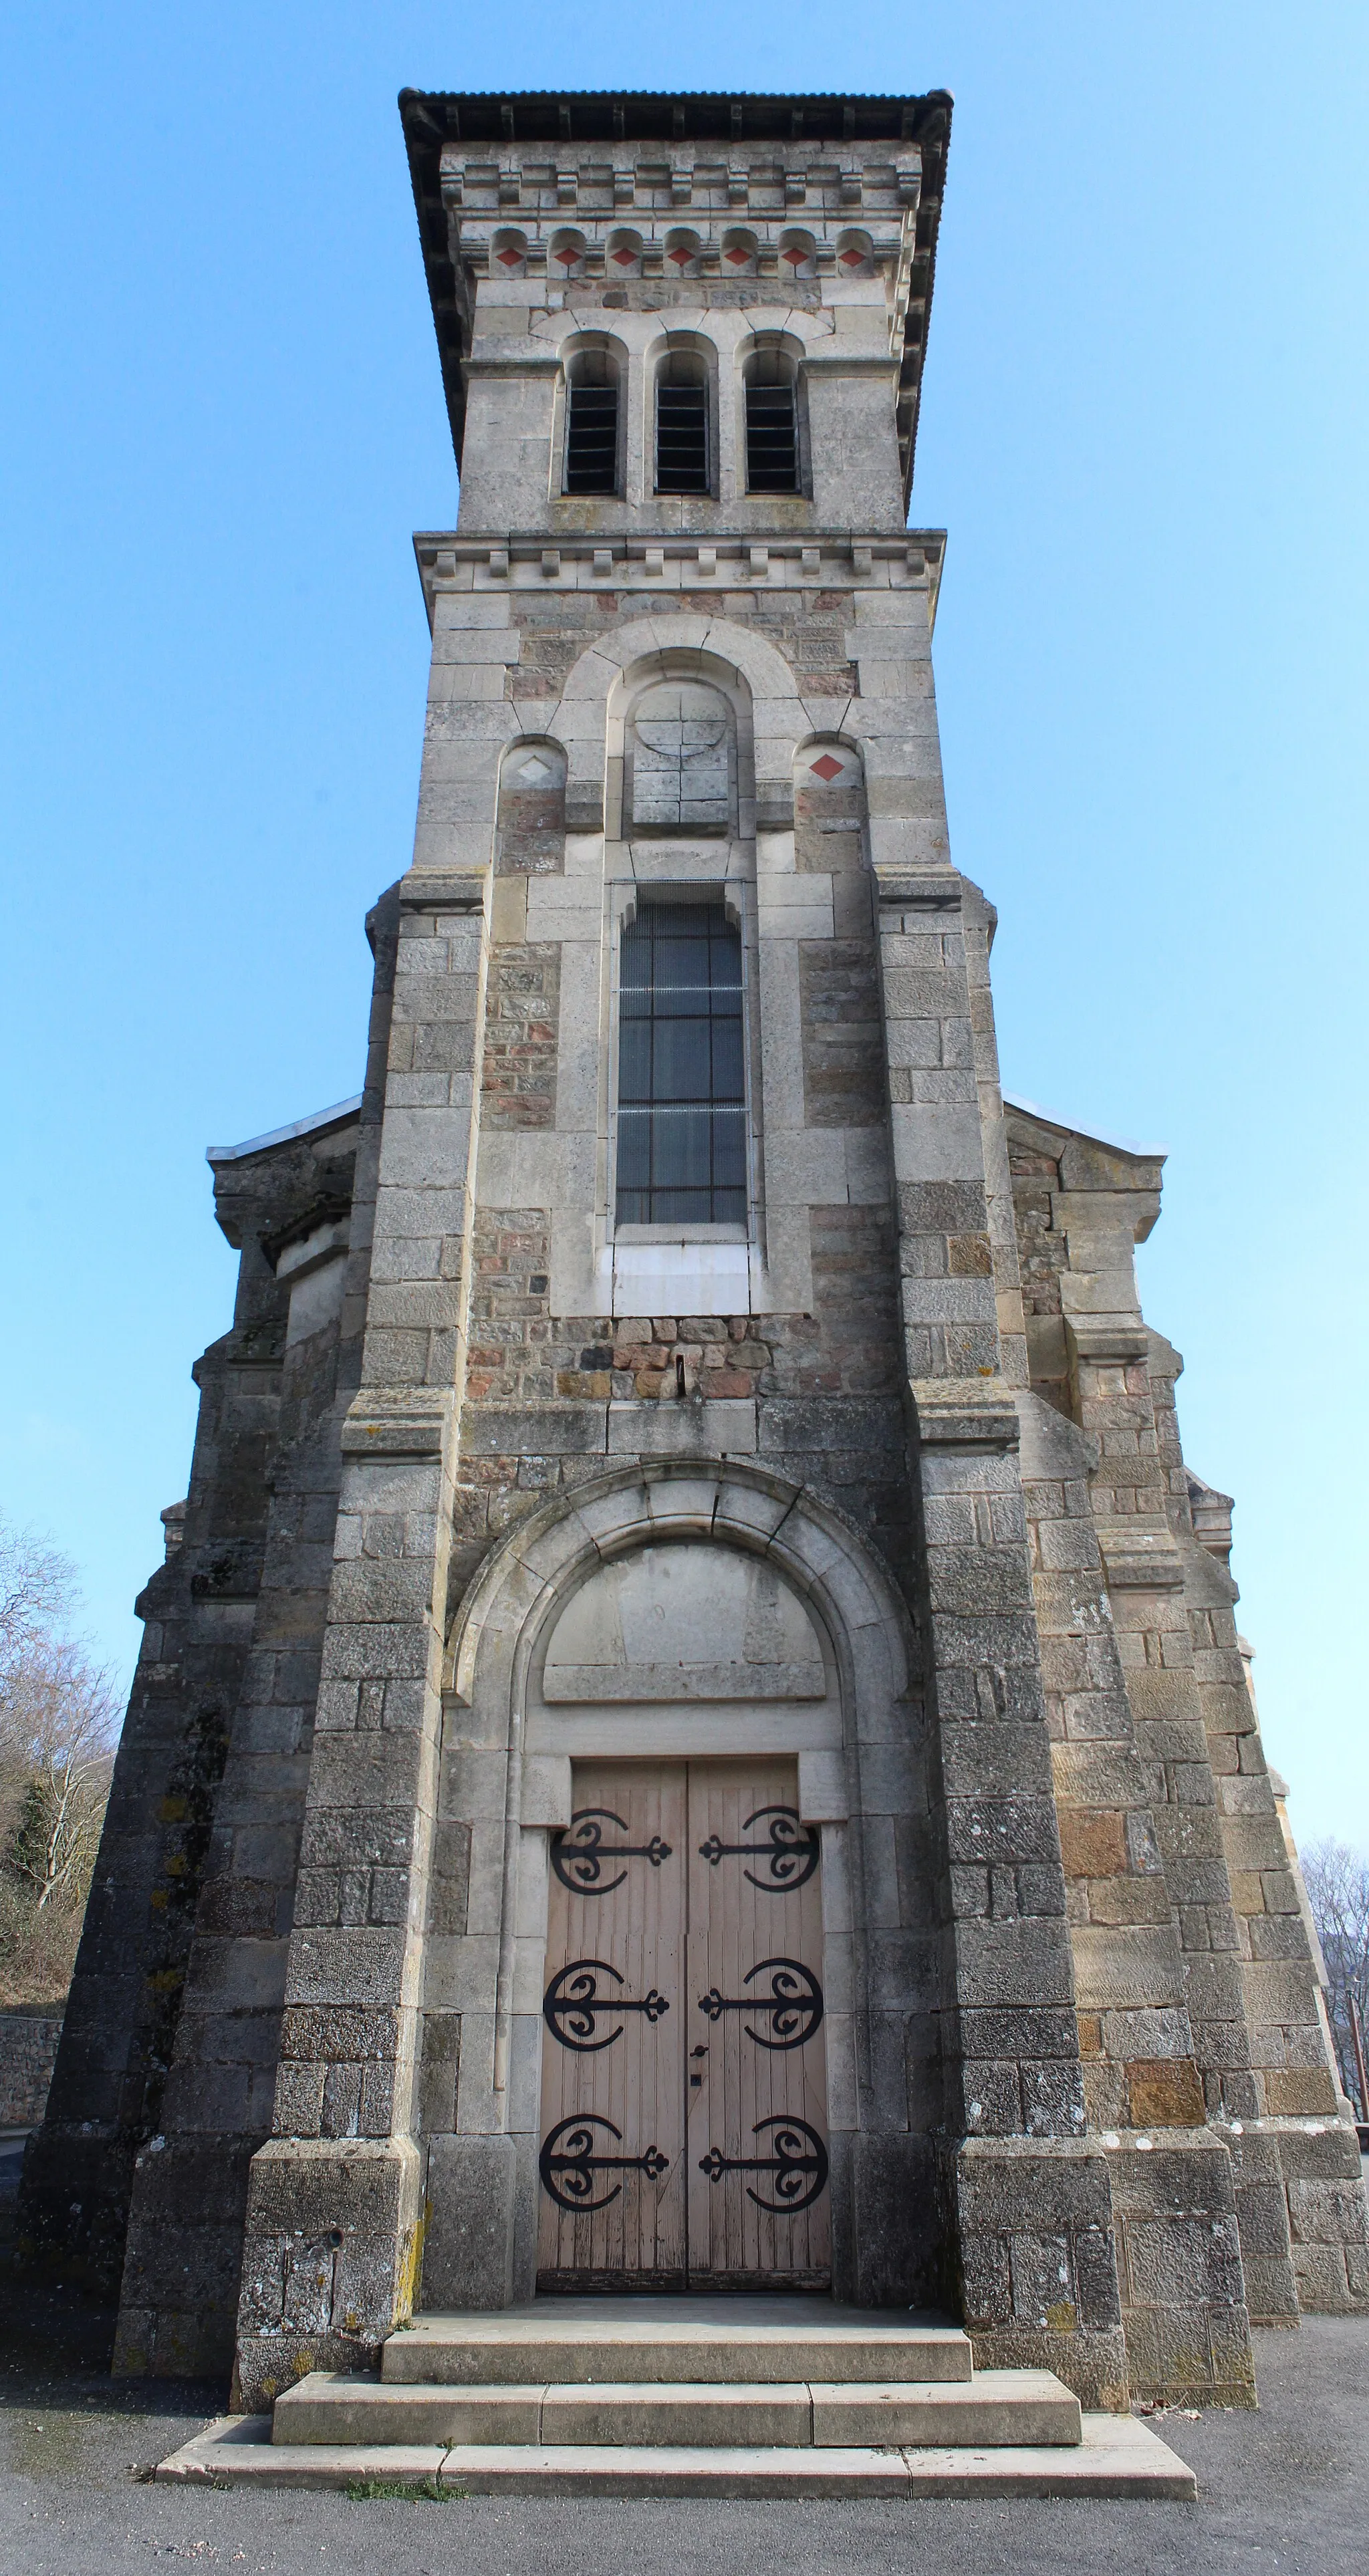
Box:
[810,754,844,781]
[553,245,579,269]
[840,248,864,269]
[496,248,523,268]
[725,246,749,265]
[667,247,693,268]
[612,247,636,266]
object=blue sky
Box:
[2,3,1366,1847]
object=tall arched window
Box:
[616,898,746,1226]
[655,352,710,495]
[743,349,799,494]
[564,350,620,496]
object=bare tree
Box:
[2,1639,118,1906]
[0,1514,119,2004]
[1303,1837,1369,2120]
[0,1513,76,1671]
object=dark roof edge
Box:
[207,1097,363,1168]
[1003,1092,1169,1164]
[398,88,953,141]
[398,87,952,491]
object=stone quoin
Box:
[19,86,1367,2420]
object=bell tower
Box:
[229,88,1136,2414]
[41,87,1363,2432]
[408,90,943,546]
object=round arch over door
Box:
[434,1458,921,2309]
[531,1531,836,2291]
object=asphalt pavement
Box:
[3,2180,1366,2576]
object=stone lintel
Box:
[875,868,961,909]
[340,1390,455,1459]
[1065,1317,1151,1365]
[461,349,563,375]
[910,1378,1020,1452]
[1095,1525,1185,1593]
[397,872,487,912]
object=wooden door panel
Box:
[536,1761,686,2286]
[687,1760,830,2288]
[537,1757,829,2289]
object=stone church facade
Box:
[21,86,1366,2414]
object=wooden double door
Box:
[537,1759,830,2290]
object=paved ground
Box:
[3,2186,1366,2575]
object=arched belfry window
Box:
[564,350,620,496]
[744,349,799,494]
[616,900,746,1227]
[655,351,710,495]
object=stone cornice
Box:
[412,527,946,628]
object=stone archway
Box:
[423,1458,923,2311]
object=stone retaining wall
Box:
[0,2005,64,2130]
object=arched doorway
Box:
[532,1541,834,2290]
[434,1460,922,2310]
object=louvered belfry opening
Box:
[655,356,710,495]
[745,364,799,493]
[616,900,746,1226]
[565,367,619,495]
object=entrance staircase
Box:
[158,2297,1194,2496]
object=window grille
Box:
[656,378,709,494]
[616,900,746,1227]
[745,379,798,493]
[565,379,618,494]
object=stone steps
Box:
[381,2297,974,2388]
[154,2299,1197,2498]
[274,2365,1082,2449]
[156,2413,1197,2498]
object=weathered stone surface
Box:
[23,88,1364,2435]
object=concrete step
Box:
[382,2296,973,2387]
[157,2412,1197,2498]
[275,2367,1082,2450]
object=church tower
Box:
[21,90,1366,2421]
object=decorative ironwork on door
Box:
[543,1959,670,2051]
[697,2116,830,2212]
[551,1809,672,1893]
[697,1804,819,1890]
[537,1759,830,2289]
[539,2115,671,2212]
[697,1957,824,2051]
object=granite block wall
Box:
[20,91,1364,2419]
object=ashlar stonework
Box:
[20,86,1366,2414]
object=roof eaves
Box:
[207,1097,364,1168]
[1002,1092,1169,1164]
